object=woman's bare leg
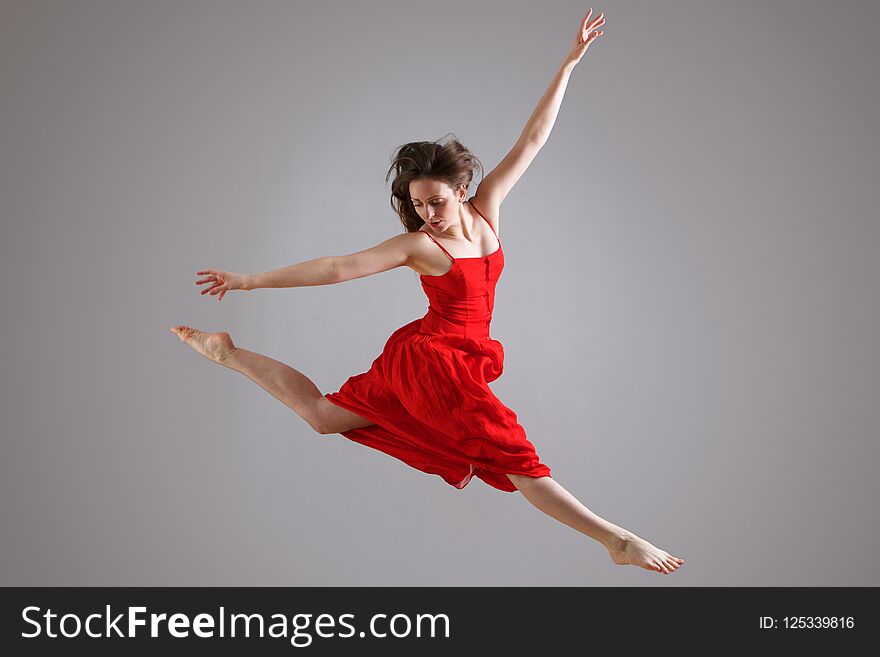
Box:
[169,325,373,434]
[507,474,685,574]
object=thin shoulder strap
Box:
[422,231,455,262]
[467,198,500,242]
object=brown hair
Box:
[385,133,484,233]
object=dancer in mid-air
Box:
[171,10,684,574]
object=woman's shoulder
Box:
[398,228,438,260]
[467,194,501,239]
[403,229,448,276]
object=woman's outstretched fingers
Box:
[195,270,224,299]
[193,269,246,300]
[577,9,606,46]
[195,273,216,285]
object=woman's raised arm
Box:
[475,9,605,210]
[524,8,605,141]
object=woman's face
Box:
[409,179,464,231]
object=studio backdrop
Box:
[1,0,878,586]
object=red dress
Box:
[324,198,552,492]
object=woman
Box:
[171,10,684,574]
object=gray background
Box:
[1,0,877,586]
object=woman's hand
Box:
[194,269,249,301]
[565,8,605,66]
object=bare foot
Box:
[606,531,685,574]
[169,325,237,365]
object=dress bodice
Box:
[417,199,503,340]
[418,246,503,339]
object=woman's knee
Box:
[506,473,550,489]
[314,397,374,435]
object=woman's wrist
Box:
[243,274,258,291]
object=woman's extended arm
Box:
[244,256,337,290]
[244,233,414,290]
[193,258,337,300]
[196,229,415,299]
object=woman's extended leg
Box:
[506,474,685,574]
[169,326,374,434]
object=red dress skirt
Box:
[324,200,552,492]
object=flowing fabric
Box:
[325,198,551,492]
